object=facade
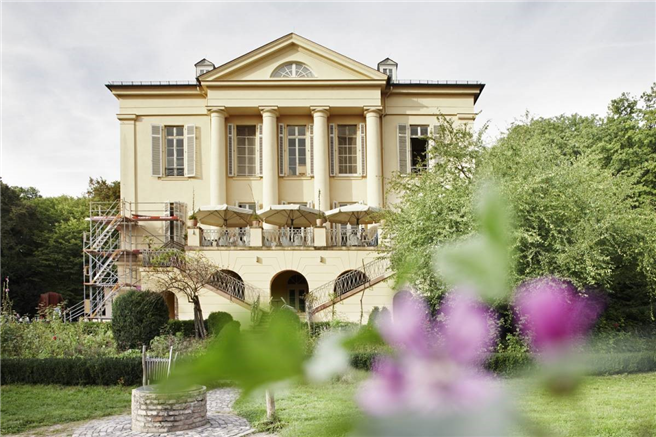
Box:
[83,33,483,326]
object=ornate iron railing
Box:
[208,270,264,305]
[201,228,250,247]
[306,257,391,315]
[329,228,379,247]
[263,228,313,247]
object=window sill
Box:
[333,175,364,180]
[231,176,261,181]
[283,176,313,180]
[159,176,190,181]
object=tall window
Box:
[410,125,429,173]
[337,125,358,175]
[287,126,307,176]
[165,126,184,176]
[236,125,257,176]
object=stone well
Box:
[131,385,208,433]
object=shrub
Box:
[1,357,142,385]
[166,320,198,337]
[149,332,206,357]
[350,351,378,371]
[367,307,380,326]
[112,290,169,351]
[207,311,233,336]
[485,352,534,375]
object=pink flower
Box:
[515,277,602,352]
[359,290,501,418]
[53,336,57,340]
[438,291,496,365]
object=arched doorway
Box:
[209,270,245,300]
[270,270,308,312]
[161,290,177,320]
[333,270,369,297]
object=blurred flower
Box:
[359,290,501,418]
[515,277,602,353]
[438,291,496,365]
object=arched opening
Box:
[209,269,245,300]
[161,290,177,320]
[333,270,369,297]
[270,270,308,312]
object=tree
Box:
[384,115,486,303]
[149,251,217,339]
[86,177,120,202]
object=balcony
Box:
[188,226,380,249]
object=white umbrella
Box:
[325,204,383,226]
[257,204,323,227]
[195,204,254,228]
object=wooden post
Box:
[265,389,276,421]
[142,345,147,386]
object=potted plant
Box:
[252,213,262,227]
[188,213,198,228]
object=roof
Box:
[377,58,398,67]
[194,58,215,67]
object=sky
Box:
[1,2,654,197]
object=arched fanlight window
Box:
[272,62,315,78]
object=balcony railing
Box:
[263,228,314,247]
[329,228,379,247]
[201,228,250,247]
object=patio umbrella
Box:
[195,204,254,228]
[325,204,383,226]
[257,204,323,227]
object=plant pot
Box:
[188,219,198,228]
[316,218,324,227]
[252,220,261,227]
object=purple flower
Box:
[376,289,431,356]
[359,290,502,418]
[438,291,496,365]
[515,277,602,352]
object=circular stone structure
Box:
[131,385,208,433]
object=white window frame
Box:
[287,125,308,176]
[336,124,359,176]
[410,125,430,173]
[236,125,257,176]
[165,126,185,177]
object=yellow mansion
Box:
[77,34,483,325]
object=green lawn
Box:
[234,372,656,437]
[0,385,133,435]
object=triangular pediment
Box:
[200,34,388,82]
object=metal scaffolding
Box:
[65,200,186,321]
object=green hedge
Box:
[166,319,209,338]
[112,290,169,350]
[1,358,142,385]
[350,351,656,376]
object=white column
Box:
[311,107,330,212]
[260,106,279,212]
[209,107,227,205]
[365,107,383,208]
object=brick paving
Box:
[72,388,253,437]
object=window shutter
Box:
[184,124,196,177]
[308,124,314,176]
[359,123,366,176]
[278,124,285,176]
[257,123,263,176]
[151,124,163,177]
[227,124,234,177]
[397,123,409,174]
[329,124,336,177]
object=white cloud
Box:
[1,2,654,196]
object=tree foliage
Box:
[1,178,120,315]
[385,86,656,326]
